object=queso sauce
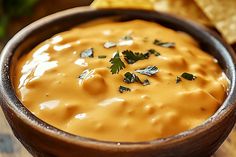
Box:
[14,20,228,142]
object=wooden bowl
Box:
[1,7,236,157]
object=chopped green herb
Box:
[123,72,150,86]
[80,48,94,58]
[119,86,131,93]
[153,39,175,48]
[181,72,197,81]
[176,76,182,83]
[135,66,159,76]
[98,55,107,59]
[143,79,150,86]
[122,35,133,40]
[104,41,117,49]
[148,49,161,56]
[124,72,142,84]
[122,50,149,64]
[109,52,125,74]
[119,35,134,46]
[79,69,94,80]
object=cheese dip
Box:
[14,20,228,142]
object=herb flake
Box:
[143,79,150,86]
[118,35,134,46]
[135,66,159,76]
[124,72,142,84]
[124,72,150,86]
[176,76,182,83]
[119,86,131,93]
[109,52,125,74]
[98,55,107,59]
[80,48,94,58]
[148,49,161,56]
[181,72,197,81]
[153,39,175,48]
[122,35,133,40]
[104,41,117,49]
[122,50,149,64]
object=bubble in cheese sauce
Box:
[14,19,229,142]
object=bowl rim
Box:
[1,6,236,148]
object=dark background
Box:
[0,0,93,48]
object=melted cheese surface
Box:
[14,20,228,142]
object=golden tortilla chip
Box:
[91,0,155,10]
[154,0,211,26]
[194,0,236,44]
[92,0,211,26]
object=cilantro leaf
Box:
[135,66,159,76]
[181,72,197,81]
[109,52,125,74]
[119,86,131,93]
[104,41,117,49]
[153,39,175,48]
[122,50,149,64]
[80,48,94,58]
[148,49,161,56]
[124,72,150,86]
[124,72,142,84]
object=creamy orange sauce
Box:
[14,20,228,142]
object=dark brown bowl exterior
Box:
[1,7,236,157]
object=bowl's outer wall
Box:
[1,7,236,157]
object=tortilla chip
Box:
[91,0,155,10]
[154,0,212,26]
[194,0,236,44]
